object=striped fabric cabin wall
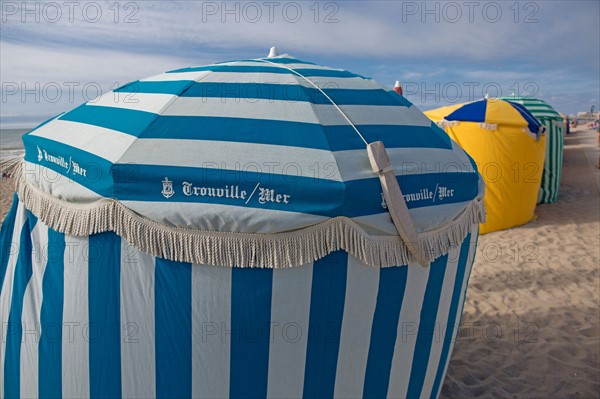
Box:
[502,97,564,203]
[1,198,478,399]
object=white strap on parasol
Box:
[366,141,428,266]
[260,55,428,266]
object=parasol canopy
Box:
[13,51,484,266]
[425,98,544,139]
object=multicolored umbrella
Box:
[501,96,564,203]
[426,97,544,139]
[425,97,545,234]
[1,49,484,398]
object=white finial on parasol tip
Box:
[394,81,403,95]
[484,93,490,99]
[267,46,279,58]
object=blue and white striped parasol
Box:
[16,48,484,267]
[0,48,486,399]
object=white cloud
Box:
[2,1,597,64]
[0,41,192,85]
[0,0,598,123]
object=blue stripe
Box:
[506,100,543,134]
[303,251,348,399]
[117,81,409,106]
[436,232,477,399]
[47,107,452,152]
[39,228,66,399]
[363,266,409,398]
[88,232,122,398]
[139,116,451,151]
[155,258,192,398]
[4,212,35,398]
[113,163,479,217]
[405,254,449,399]
[59,104,157,137]
[114,163,343,217]
[167,65,366,78]
[445,99,487,123]
[115,80,193,95]
[23,135,114,197]
[229,267,273,399]
[430,233,472,398]
[0,193,18,297]
[456,233,479,334]
[343,173,478,215]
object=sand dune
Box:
[0,129,598,398]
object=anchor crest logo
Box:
[161,177,174,199]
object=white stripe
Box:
[222,60,340,71]
[410,201,477,234]
[152,63,382,89]
[455,227,478,322]
[333,256,379,398]
[88,91,176,114]
[61,235,90,399]
[29,119,136,163]
[386,263,431,398]
[352,201,475,236]
[125,199,471,239]
[0,202,27,399]
[19,220,49,399]
[155,97,430,126]
[352,212,396,235]
[82,90,420,126]
[121,201,328,234]
[267,263,314,399]
[434,227,478,399]
[191,264,232,399]
[420,246,460,398]
[140,71,212,82]
[119,140,472,183]
[155,71,380,90]
[23,161,103,202]
[120,241,156,399]
[327,104,431,126]
[334,147,474,182]
[118,139,342,180]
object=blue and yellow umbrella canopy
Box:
[425,98,544,138]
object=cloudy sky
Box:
[1,0,599,128]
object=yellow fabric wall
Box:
[443,123,545,234]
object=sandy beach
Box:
[442,127,600,398]
[0,176,14,221]
[0,128,598,398]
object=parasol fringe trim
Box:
[1,155,24,177]
[4,159,485,268]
